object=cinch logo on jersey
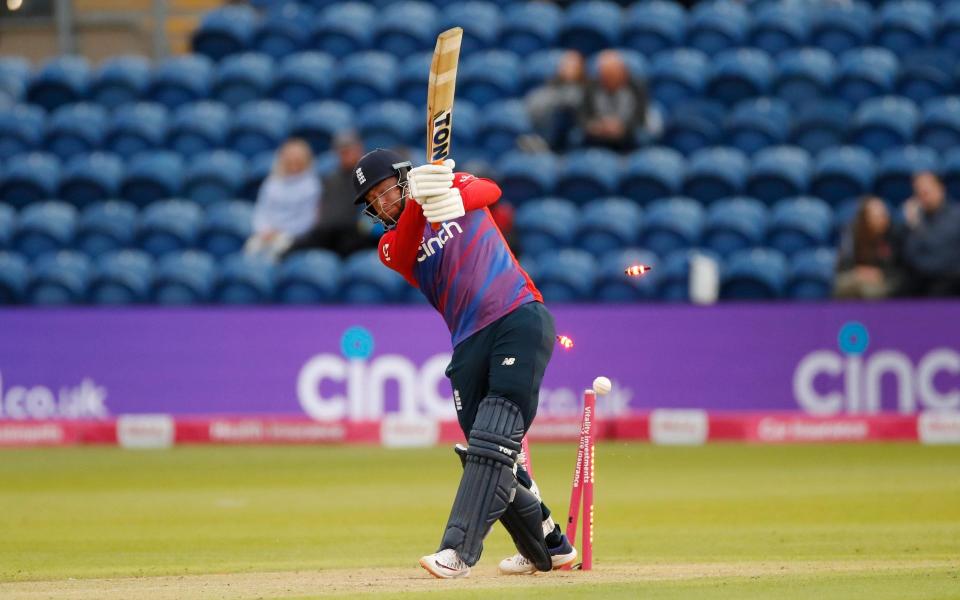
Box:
[417,221,463,263]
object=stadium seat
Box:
[619,146,685,204]
[89,249,154,305]
[686,1,749,55]
[649,49,709,107]
[787,247,836,300]
[89,56,150,109]
[269,51,335,108]
[198,200,253,258]
[895,49,955,105]
[638,197,705,257]
[120,151,184,206]
[289,100,355,155]
[701,196,768,257]
[437,2,500,54]
[151,250,216,305]
[496,151,557,204]
[0,104,45,157]
[916,97,960,154]
[706,48,775,106]
[357,100,420,150]
[724,97,791,155]
[182,151,246,207]
[874,0,934,55]
[832,197,860,242]
[26,250,92,305]
[499,2,562,55]
[43,102,107,160]
[0,152,61,208]
[720,248,788,300]
[340,249,406,303]
[26,56,90,111]
[766,196,833,256]
[835,47,899,107]
[0,251,29,304]
[166,101,229,158]
[749,2,809,56]
[459,51,521,107]
[535,248,598,303]
[372,1,438,56]
[240,151,275,201]
[557,149,621,205]
[809,1,873,56]
[682,147,748,203]
[558,1,621,56]
[332,51,397,108]
[58,152,124,208]
[661,99,723,155]
[227,100,291,159]
[575,197,642,256]
[656,248,718,302]
[773,48,836,106]
[76,200,138,257]
[274,249,342,303]
[136,199,203,257]
[476,99,531,156]
[937,2,960,51]
[396,51,435,106]
[623,1,684,56]
[214,254,275,304]
[789,100,851,154]
[745,145,812,205]
[515,197,578,257]
[191,5,258,61]
[811,146,877,204]
[146,55,214,109]
[308,2,375,59]
[0,203,13,250]
[593,247,659,302]
[943,147,960,200]
[212,52,274,108]
[874,145,939,202]
[0,57,29,84]
[104,102,168,157]
[251,2,311,60]
[849,95,919,156]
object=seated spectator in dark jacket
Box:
[900,171,960,296]
[834,196,904,299]
[580,50,650,152]
[524,50,587,152]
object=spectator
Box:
[524,50,587,152]
[899,171,960,296]
[834,196,903,299]
[244,138,320,261]
[580,49,651,152]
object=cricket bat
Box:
[425,27,463,230]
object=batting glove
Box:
[407,159,455,203]
[422,187,465,224]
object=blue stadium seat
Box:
[874,0,934,55]
[0,203,13,250]
[341,249,406,303]
[874,145,939,202]
[198,200,253,258]
[146,55,214,109]
[499,2,561,55]
[650,49,709,107]
[656,248,718,302]
[89,56,150,109]
[89,250,154,305]
[639,197,705,257]
[104,102,168,157]
[372,1,438,56]
[701,196,767,257]
[289,100,355,155]
[459,51,521,107]
[787,247,836,300]
[0,57,29,83]
[789,100,851,154]
[682,147,748,203]
[515,197,578,257]
[332,51,397,108]
[182,150,246,207]
[575,197,642,256]
[725,97,791,155]
[557,149,621,205]
[720,248,787,300]
[240,151,275,201]
[535,248,598,303]
[661,99,723,155]
[191,5,258,61]
[558,1,621,56]
[269,51,335,108]
[137,199,202,257]
[274,249,342,303]
[773,48,836,106]
[832,197,860,242]
[166,101,229,158]
[151,250,216,305]
[766,196,833,256]
[809,1,873,56]
[0,152,61,208]
[252,2,312,60]
[227,100,291,159]
[439,2,501,54]
[496,151,557,204]
[686,1,749,55]
[0,104,45,157]
[396,51,434,106]
[620,146,685,204]
[746,145,812,205]
[0,251,29,304]
[44,102,107,160]
[214,254,275,304]
[58,152,124,208]
[594,247,659,302]
[357,100,420,150]
[27,250,92,305]
[76,200,138,257]
[476,99,531,156]
[120,151,184,206]
[943,147,960,200]
[811,146,877,204]
[937,2,960,51]
[212,52,274,108]
[27,56,90,111]
[835,47,899,107]
[308,2,375,59]
[916,97,960,153]
[706,48,775,106]
[895,49,955,105]
[749,2,809,56]
[623,1,685,55]
[848,96,919,156]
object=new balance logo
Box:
[453,389,462,411]
[501,357,516,366]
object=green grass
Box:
[1,443,958,598]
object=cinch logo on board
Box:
[793,322,960,414]
[417,221,462,263]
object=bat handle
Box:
[429,159,445,231]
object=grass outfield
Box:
[0,443,958,599]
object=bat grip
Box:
[429,159,444,231]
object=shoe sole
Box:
[419,557,470,579]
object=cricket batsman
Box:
[351,148,577,578]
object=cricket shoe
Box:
[498,534,578,575]
[419,548,471,579]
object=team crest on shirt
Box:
[417,221,463,263]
